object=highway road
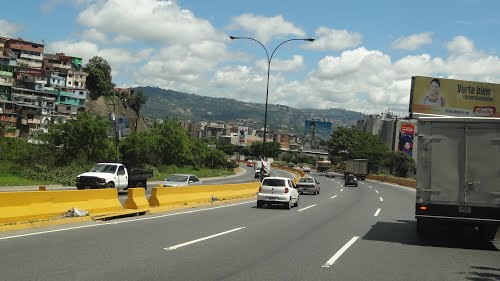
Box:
[116,165,294,204]
[1,171,498,281]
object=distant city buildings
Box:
[356,111,417,160]
[167,118,305,151]
[0,36,88,138]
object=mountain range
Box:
[136,86,362,134]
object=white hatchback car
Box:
[257,177,299,209]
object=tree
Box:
[84,56,114,100]
[42,112,115,164]
[128,90,148,116]
[152,118,194,165]
[383,151,416,177]
[246,141,282,159]
[327,126,388,170]
[119,132,162,166]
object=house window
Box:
[79,91,84,95]
[68,74,72,77]
[68,81,71,85]
[66,106,71,111]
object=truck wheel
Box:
[135,181,144,188]
[106,182,115,188]
[478,225,499,241]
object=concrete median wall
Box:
[0,189,123,224]
[272,164,304,184]
[149,182,260,207]
[367,174,416,188]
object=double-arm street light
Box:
[229,36,314,175]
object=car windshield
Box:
[262,179,286,187]
[90,164,117,173]
[165,175,188,182]
[299,178,315,183]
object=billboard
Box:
[410,76,499,117]
[303,120,332,152]
[398,123,415,157]
[237,126,248,147]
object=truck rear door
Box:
[464,122,500,207]
[417,121,465,205]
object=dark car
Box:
[344,175,358,187]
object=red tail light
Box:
[259,186,262,192]
[285,187,289,193]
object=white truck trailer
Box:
[415,117,500,241]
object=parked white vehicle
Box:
[76,162,153,190]
[256,177,299,209]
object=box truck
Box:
[415,117,500,240]
[344,159,368,180]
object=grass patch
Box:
[0,161,53,186]
[152,165,234,181]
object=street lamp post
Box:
[229,36,314,178]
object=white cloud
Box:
[228,14,306,44]
[391,32,433,51]
[134,40,230,93]
[46,40,152,78]
[81,28,107,43]
[305,27,362,51]
[0,19,23,37]
[77,0,225,44]
[446,35,475,55]
[255,55,305,73]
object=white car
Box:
[302,165,311,173]
[257,177,299,209]
[162,174,201,187]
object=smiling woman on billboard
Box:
[422,78,446,108]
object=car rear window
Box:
[299,178,315,183]
[262,179,286,187]
[346,176,356,180]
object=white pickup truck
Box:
[76,162,153,190]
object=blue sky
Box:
[1,0,500,114]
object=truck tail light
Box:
[285,187,289,193]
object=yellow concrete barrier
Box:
[272,164,304,184]
[149,182,260,207]
[367,174,416,188]
[0,189,123,224]
[124,188,150,210]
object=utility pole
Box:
[108,92,119,161]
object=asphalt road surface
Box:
[1,171,498,281]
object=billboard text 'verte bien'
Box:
[410,76,499,118]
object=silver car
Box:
[162,174,201,187]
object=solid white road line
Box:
[330,195,338,199]
[164,227,245,251]
[380,197,384,202]
[322,236,360,268]
[298,204,317,212]
[369,186,372,189]
[0,201,254,241]
[374,208,381,216]
[375,190,379,193]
